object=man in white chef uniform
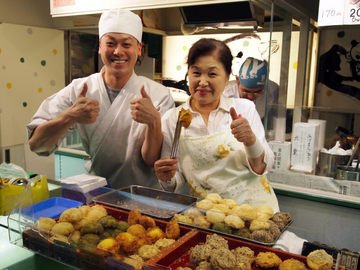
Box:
[27,9,175,189]
[223,57,279,121]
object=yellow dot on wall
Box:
[0,48,2,54]
[53,49,57,55]
[183,46,187,51]
[326,90,332,97]
[293,61,298,70]
[38,87,43,93]
[6,83,12,89]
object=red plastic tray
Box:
[151,230,308,270]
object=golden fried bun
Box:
[230,204,257,220]
[154,238,175,251]
[139,215,156,229]
[69,230,81,241]
[256,212,271,221]
[220,198,239,209]
[179,108,192,128]
[249,219,270,231]
[127,224,146,237]
[49,234,69,243]
[196,199,215,210]
[255,205,274,219]
[279,258,309,270]
[78,205,91,217]
[205,193,223,204]
[174,214,193,225]
[86,209,107,223]
[90,205,107,215]
[51,222,75,236]
[206,210,226,224]
[211,204,230,214]
[183,208,204,218]
[116,232,139,254]
[72,217,90,230]
[35,217,56,232]
[95,237,121,256]
[193,215,211,229]
[128,209,142,226]
[307,249,333,270]
[59,207,84,223]
[165,220,180,239]
[138,245,160,261]
[145,227,166,243]
[224,215,245,229]
[254,251,282,268]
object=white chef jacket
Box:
[223,80,279,119]
[27,68,175,189]
[160,95,275,196]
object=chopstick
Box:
[170,112,182,159]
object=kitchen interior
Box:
[1,0,360,269]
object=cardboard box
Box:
[291,122,320,172]
[268,141,292,170]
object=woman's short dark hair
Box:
[186,38,233,76]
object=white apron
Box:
[178,107,279,212]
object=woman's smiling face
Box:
[188,54,230,109]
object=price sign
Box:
[318,0,345,26]
[344,0,360,25]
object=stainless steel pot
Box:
[335,166,360,181]
[316,152,351,178]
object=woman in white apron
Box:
[154,38,279,212]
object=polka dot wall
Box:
[0,23,65,147]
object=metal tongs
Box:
[170,111,183,159]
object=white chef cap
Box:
[98,9,142,43]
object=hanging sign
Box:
[318,0,360,26]
[344,0,360,25]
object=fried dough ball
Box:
[193,215,211,229]
[233,260,251,270]
[127,224,146,237]
[256,212,271,221]
[117,221,130,232]
[307,249,333,270]
[154,238,176,251]
[233,227,252,239]
[116,232,139,254]
[272,212,292,230]
[145,227,166,243]
[210,247,236,270]
[224,214,245,229]
[230,204,257,220]
[49,234,69,243]
[254,251,282,268]
[90,205,107,215]
[97,215,118,229]
[190,244,212,264]
[179,108,192,128]
[79,233,101,246]
[268,220,281,238]
[212,222,232,234]
[80,222,104,235]
[232,246,255,264]
[205,233,228,250]
[51,222,75,236]
[72,217,90,230]
[205,193,223,204]
[196,199,215,210]
[196,261,211,270]
[128,209,142,226]
[174,214,193,225]
[86,209,107,223]
[137,235,153,248]
[69,230,81,241]
[279,258,309,270]
[139,215,156,229]
[138,245,160,261]
[249,219,270,231]
[183,208,204,218]
[123,255,144,268]
[165,220,180,239]
[59,207,84,223]
[206,210,226,223]
[94,237,121,256]
[250,229,274,243]
[255,205,274,219]
[211,204,230,214]
[35,217,56,232]
[220,198,239,209]
[78,205,91,217]
[177,267,193,270]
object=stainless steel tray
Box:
[175,207,293,246]
[92,185,198,219]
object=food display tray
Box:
[92,185,198,220]
[150,230,308,270]
[175,207,293,246]
[22,205,195,270]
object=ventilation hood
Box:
[179,1,265,29]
